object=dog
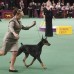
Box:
[17,37,51,69]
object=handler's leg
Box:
[9,51,18,72]
[0,50,5,56]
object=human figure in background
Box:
[19,0,24,10]
[46,0,51,6]
[30,0,36,17]
[42,2,53,37]
[40,3,46,18]
[28,3,32,17]
[36,3,41,18]
[65,3,70,18]
[67,7,73,18]
[0,1,5,10]
[71,3,74,10]
[5,3,9,10]
[0,12,2,21]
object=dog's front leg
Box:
[37,57,47,69]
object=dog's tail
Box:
[21,43,23,46]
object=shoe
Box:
[9,69,18,72]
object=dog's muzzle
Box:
[47,43,51,46]
[45,43,51,46]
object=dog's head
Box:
[41,36,51,46]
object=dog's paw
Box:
[43,67,47,70]
[9,61,11,63]
[25,65,30,68]
[23,59,25,62]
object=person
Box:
[28,3,32,18]
[0,19,1,21]
[0,8,36,72]
[36,3,41,17]
[30,0,36,17]
[0,12,2,21]
[46,0,51,6]
[19,0,24,10]
[42,3,53,37]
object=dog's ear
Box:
[42,35,44,40]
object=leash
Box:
[35,21,42,39]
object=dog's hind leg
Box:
[23,54,29,67]
[26,57,36,68]
[17,47,23,56]
[37,57,47,69]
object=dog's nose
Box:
[48,43,51,46]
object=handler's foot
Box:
[9,69,18,72]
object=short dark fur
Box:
[17,37,51,69]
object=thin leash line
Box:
[35,22,41,39]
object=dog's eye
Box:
[44,41,47,43]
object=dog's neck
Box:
[37,40,44,50]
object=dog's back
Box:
[17,44,40,57]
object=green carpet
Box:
[0,18,74,74]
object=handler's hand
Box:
[32,21,36,26]
[13,32,19,39]
[28,21,36,29]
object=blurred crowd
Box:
[0,0,74,18]
[28,0,74,18]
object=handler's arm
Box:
[8,22,19,39]
[22,21,36,30]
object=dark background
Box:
[0,0,74,14]
[0,0,74,5]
